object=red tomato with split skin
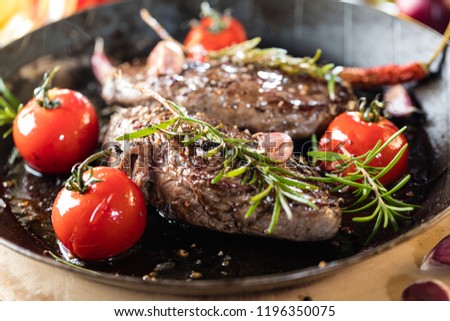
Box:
[12,86,99,175]
[51,166,147,260]
[318,111,409,186]
[184,3,247,60]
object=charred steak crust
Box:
[104,103,342,241]
[101,61,357,139]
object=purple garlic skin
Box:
[384,84,421,117]
[421,234,450,271]
[252,132,294,162]
[91,38,115,85]
[147,40,185,76]
[402,279,450,301]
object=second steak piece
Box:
[104,101,342,242]
[101,60,357,139]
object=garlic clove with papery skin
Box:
[420,234,450,271]
[384,84,421,117]
[402,279,450,301]
[252,132,294,163]
[147,40,185,77]
[91,38,116,85]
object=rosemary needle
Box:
[44,250,100,275]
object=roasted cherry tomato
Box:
[52,166,147,260]
[184,2,247,59]
[12,68,99,174]
[318,102,409,186]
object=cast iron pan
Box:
[0,0,449,295]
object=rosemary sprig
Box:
[116,88,318,234]
[0,78,22,138]
[308,127,417,242]
[207,37,339,99]
[44,250,100,275]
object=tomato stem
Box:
[200,2,228,33]
[65,149,113,194]
[34,66,61,110]
[359,96,384,123]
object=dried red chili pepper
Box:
[338,22,450,88]
[339,62,428,89]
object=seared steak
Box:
[101,60,356,139]
[103,102,341,241]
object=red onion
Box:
[396,0,450,34]
[421,234,450,270]
[402,279,450,300]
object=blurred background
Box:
[0,0,449,47]
[348,0,450,33]
[0,0,117,46]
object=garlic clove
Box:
[91,38,116,85]
[252,132,294,162]
[402,279,450,301]
[420,235,450,271]
[147,40,185,77]
[384,84,421,117]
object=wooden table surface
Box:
[1,208,450,301]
